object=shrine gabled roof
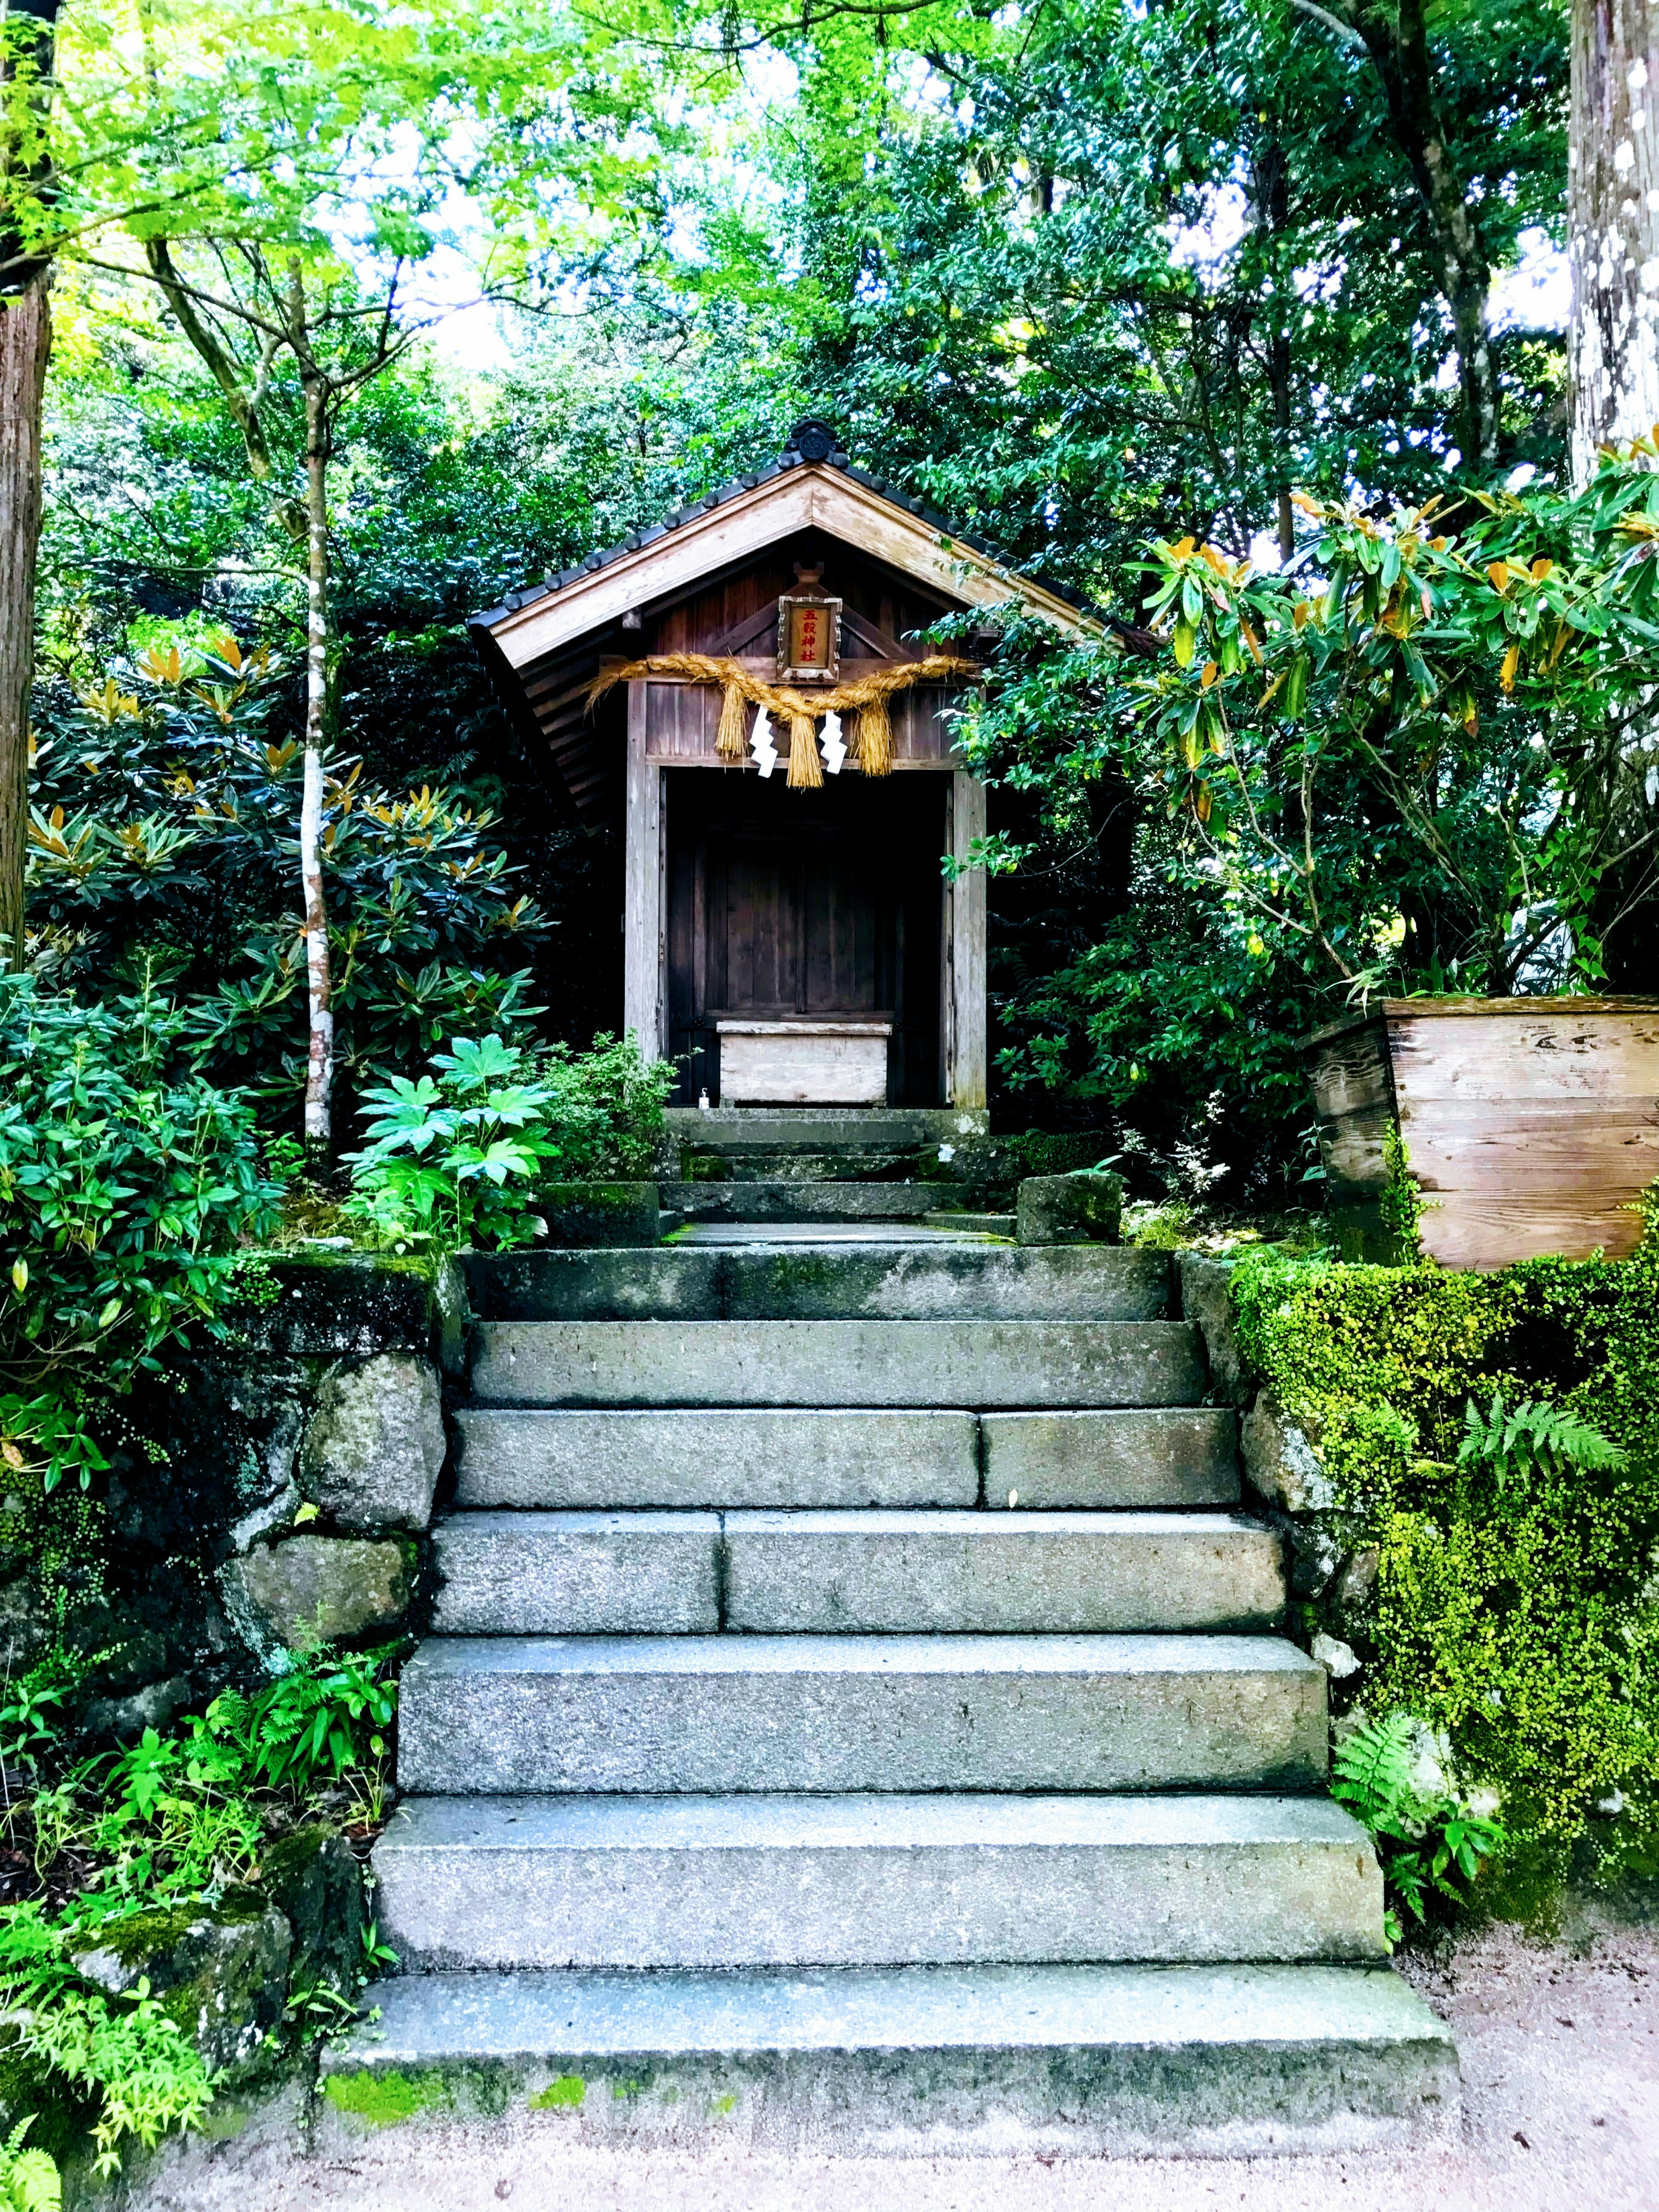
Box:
[467,419,1104,672]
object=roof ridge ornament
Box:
[787,417,839,463]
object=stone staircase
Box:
[323,1156,1457,2158]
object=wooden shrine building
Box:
[469,420,1099,1112]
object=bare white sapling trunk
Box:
[300,373,334,1160]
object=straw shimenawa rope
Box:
[588,651,979,788]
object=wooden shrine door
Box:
[666,770,944,1106]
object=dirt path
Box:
[139,1906,1659,2212]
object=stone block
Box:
[1017,1171,1125,1246]
[537,1182,660,1248]
[1240,1389,1334,1513]
[82,1673,193,1742]
[720,1510,1284,1633]
[73,1902,291,2076]
[1177,1252,1252,1405]
[372,1793,1385,1970]
[469,1319,1208,1410]
[0,1575,51,1672]
[397,1632,1328,1795]
[432,1512,720,1634]
[980,1409,1239,1509]
[718,1246,1169,1324]
[319,1961,1459,2158]
[227,1252,457,1361]
[261,1826,366,1994]
[229,1535,411,1653]
[300,1354,445,1531]
[453,1409,979,1510]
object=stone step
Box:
[925,1210,1016,1236]
[318,1961,1459,2157]
[666,1180,936,1223]
[429,1510,1283,1636]
[453,1406,1240,1510]
[463,1243,1171,1323]
[372,1792,1385,1971]
[469,1319,1208,1408]
[667,1106,985,1157]
[396,1634,1326,1796]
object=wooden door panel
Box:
[665,772,943,1104]
[722,836,800,1013]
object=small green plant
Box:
[1457,1392,1628,1491]
[0,1906,212,2174]
[1378,1123,1422,1253]
[361,1918,398,1975]
[0,2117,60,2212]
[1332,1711,1506,1945]
[343,1035,559,1252]
[197,1646,399,1797]
[0,1665,73,1791]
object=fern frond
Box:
[1457,1392,1626,1488]
[1331,1711,1416,1828]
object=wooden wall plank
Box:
[947,769,988,1110]
[1306,1002,1659,1268]
[623,681,665,1057]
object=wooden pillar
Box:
[944,768,988,1109]
[623,680,666,1058]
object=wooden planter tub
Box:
[1303,996,1659,1270]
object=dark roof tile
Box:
[472,434,1101,633]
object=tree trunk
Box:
[299,374,334,1163]
[0,273,49,969]
[1570,0,1659,482]
[1353,0,1501,475]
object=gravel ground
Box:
[137,1903,1659,2212]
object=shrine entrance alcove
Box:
[666,769,944,1106]
[467,419,1102,1112]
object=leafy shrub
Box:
[1230,1207,1659,1867]
[346,1032,677,1251]
[0,1645,400,2170]
[343,1035,560,1250]
[0,975,276,1491]
[1332,1711,1505,1945]
[27,640,544,1118]
[532,1033,675,1182]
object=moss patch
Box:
[1230,1198,1659,1878]
[323,2069,452,2128]
[529,2075,585,2110]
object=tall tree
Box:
[1309,0,1507,474]
[1570,0,1659,477]
[0,0,58,967]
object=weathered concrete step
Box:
[432,1512,718,1635]
[372,1793,1385,1970]
[453,1407,1240,1510]
[470,1320,1207,1408]
[723,1510,1281,1634]
[397,1634,1326,1795]
[429,1511,1283,1635]
[665,1180,934,1223]
[667,1106,985,1156]
[319,1962,1459,2157]
[925,1210,1015,1236]
[464,1244,1171,1322]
